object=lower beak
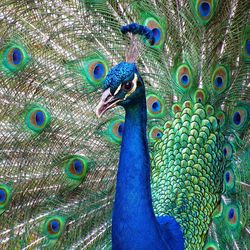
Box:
[96,88,121,118]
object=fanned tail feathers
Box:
[0,0,249,249]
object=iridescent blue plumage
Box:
[99,60,184,249]
[247,40,250,55]
[0,190,6,203]
[199,2,211,17]
[104,62,137,91]
[120,23,155,45]
[12,48,22,65]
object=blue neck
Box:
[112,90,168,249]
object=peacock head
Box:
[96,62,145,117]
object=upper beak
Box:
[96,88,121,118]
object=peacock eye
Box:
[122,81,133,91]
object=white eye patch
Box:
[113,73,138,97]
[113,73,138,101]
[124,73,138,100]
[114,84,122,96]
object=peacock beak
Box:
[96,88,121,118]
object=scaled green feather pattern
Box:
[151,101,225,249]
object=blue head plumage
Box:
[96,61,145,117]
[96,23,154,118]
[104,62,137,92]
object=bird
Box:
[0,0,249,250]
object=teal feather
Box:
[0,0,249,249]
[0,184,12,215]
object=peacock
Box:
[0,0,249,249]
